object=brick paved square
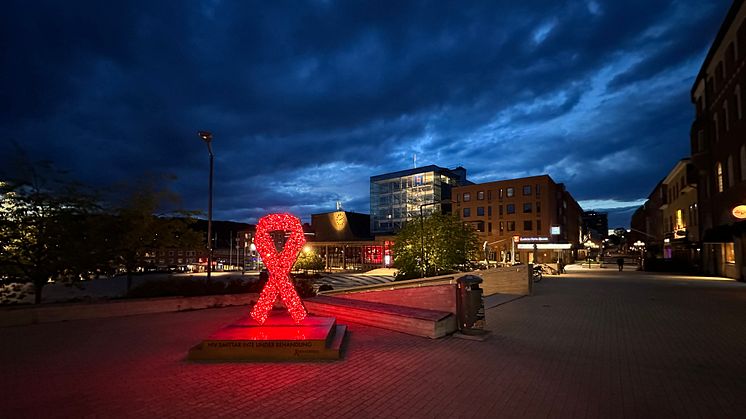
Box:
[2,270,746,418]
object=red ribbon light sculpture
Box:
[250,213,308,325]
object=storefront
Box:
[516,239,573,264]
[702,220,745,281]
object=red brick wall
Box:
[335,284,457,313]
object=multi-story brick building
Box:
[453,175,583,264]
[660,159,700,266]
[690,0,746,280]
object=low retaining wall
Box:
[0,293,259,328]
[336,283,458,313]
[478,265,531,296]
[324,266,530,317]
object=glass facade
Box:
[370,166,466,234]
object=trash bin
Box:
[456,275,486,335]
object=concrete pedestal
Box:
[188,310,346,361]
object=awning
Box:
[702,224,734,243]
[517,243,573,250]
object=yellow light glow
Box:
[303,245,311,253]
[332,211,347,231]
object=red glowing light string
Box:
[250,213,307,325]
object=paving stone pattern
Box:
[2,270,746,418]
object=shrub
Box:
[292,276,316,299]
[128,277,263,299]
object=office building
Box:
[582,211,609,241]
[369,165,470,235]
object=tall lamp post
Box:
[198,131,214,280]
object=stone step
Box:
[187,312,347,361]
[304,295,456,339]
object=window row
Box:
[714,146,746,194]
[470,220,544,233]
[460,184,542,202]
[713,84,744,142]
[463,202,542,218]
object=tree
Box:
[294,249,325,274]
[393,213,479,280]
[0,156,102,303]
[106,177,203,292]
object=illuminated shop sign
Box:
[550,226,561,235]
[519,237,550,242]
[732,205,746,219]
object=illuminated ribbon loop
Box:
[250,213,307,325]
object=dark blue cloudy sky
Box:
[1,1,731,227]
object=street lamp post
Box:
[198,131,214,280]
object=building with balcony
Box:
[453,174,583,265]
[369,165,470,235]
[690,0,746,280]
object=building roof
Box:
[661,158,692,185]
[370,165,469,183]
[453,173,556,187]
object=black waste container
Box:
[456,275,486,334]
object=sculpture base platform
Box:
[187,310,347,361]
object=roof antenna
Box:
[336,201,343,211]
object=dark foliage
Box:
[128,278,264,299]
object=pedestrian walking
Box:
[617,257,624,272]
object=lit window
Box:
[463,193,471,202]
[717,162,724,192]
[725,243,735,263]
[477,191,484,200]
[675,209,683,230]
[506,187,514,197]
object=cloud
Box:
[0,0,732,226]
